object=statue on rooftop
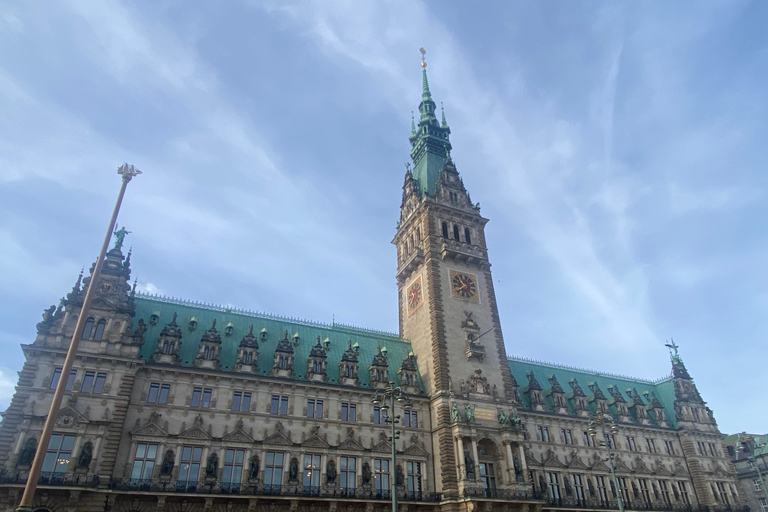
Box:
[113,226,131,250]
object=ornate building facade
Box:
[0,64,745,512]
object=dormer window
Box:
[203,346,215,360]
[312,360,323,373]
[161,340,175,354]
[278,355,290,370]
[242,351,254,365]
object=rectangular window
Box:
[374,458,390,496]
[583,431,595,447]
[80,371,107,393]
[271,395,289,415]
[646,438,657,453]
[664,440,676,455]
[404,410,418,428]
[307,399,323,419]
[49,368,77,391]
[708,442,718,457]
[759,498,768,512]
[341,402,356,422]
[537,426,550,442]
[605,434,617,450]
[264,452,284,492]
[41,434,75,474]
[191,387,212,408]
[178,446,203,488]
[303,454,322,491]
[639,479,651,503]
[340,456,356,491]
[561,429,573,444]
[618,477,631,505]
[547,472,561,501]
[625,436,637,451]
[407,461,422,495]
[572,474,585,502]
[131,443,158,484]
[659,480,671,505]
[147,383,170,404]
[596,475,609,504]
[717,482,730,505]
[480,462,496,494]
[232,391,251,412]
[678,481,690,505]
[374,406,388,424]
[755,478,763,492]
[697,441,707,455]
[222,449,245,490]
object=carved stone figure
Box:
[249,455,260,480]
[160,450,175,475]
[497,409,507,425]
[113,226,131,249]
[465,454,475,479]
[206,452,218,478]
[289,458,299,481]
[451,404,461,422]
[362,462,372,484]
[513,456,522,480]
[134,318,147,338]
[465,405,475,422]
[77,441,93,469]
[17,438,36,467]
[327,460,337,483]
[587,478,596,496]
[395,464,404,486]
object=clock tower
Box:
[393,56,523,497]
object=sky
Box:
[0,1,766,434]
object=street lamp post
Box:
[588,411,625,512]
[372,381,413,512]
[16,164,141,512]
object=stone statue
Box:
[362,462,372,484]
[587,478,596,496]
[395,464,404,486]
[465,454,475,479]
[465,405,475,422]
[17,438,36,467]
[206,452,218,478]
[160,450,175,475]
[497,409,508,425]
[327,459,337,483]
[513,456,522,479]
[76,441,93,469]
[451,403,461,422]
[538,474,547,492]
[289,458,299,481]
[113,226,131,250]
[249,455,260,480]
[134,318,147,337]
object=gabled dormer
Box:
[508,372,521,404]
[524,371,545,411]
[397,352,419,394]
[567,378,590,417]
[606,385,631,422]
[369,346,388,389]
[587,382,609,414]
[151,312,183,364]
[234,325,259,373]
[271,331,294,378]
[338,341,359,387]
[306,336,327,383]
[546,375,568,414]
[193,320,221,370]
[627,388,650,425]
[643,391,668,427]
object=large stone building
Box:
[723,434,767,512]
[0,64,746,512]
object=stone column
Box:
[517,444,528,475]
[505,442,515,484]
[457,436,466,480]
[471,438,480,481]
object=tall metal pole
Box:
[17,164,140,512]
[390,385,398,512]
[590,413,624,512]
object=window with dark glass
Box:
[560,429,573,444]
[464,228,471,245]
[537,426,550,442]
[340,456,356,491]
[547,472,561,500]
[618,477,631,505]
[93,319,106,341]
[374,458,390,496]
[374,406,388,425]
[242,351,254,364]
[147,383,170,404]
[303,454,321,489]
[596,476,609,503]
[404,410,418,428]
[41,434,75,474]
[222,449,244,490]
[442,222,449,238]
[572,474,585,502]
[81,318,94,339]
[50,368,77,391]
[664,440,676,455]
[307,399,323,419]
[625,436,637,451]
[407,461,423,494]
[480,463,496,493]
[264,452,284,491]
[191,387,212,408]
[659,480,671,505]
[646,438,657,453]
[131,443,158,483]
[583,431,595,447]
[80,371,107,393]
[678,481,690,504]
[271,395,289,415]
[639,479,651,503]
[341,402,356,422]
[178,446,203,486]
[453,225,460,240]
[232,391,251,412]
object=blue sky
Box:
[0,1,766,434]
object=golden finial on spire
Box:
[420,47,427,68]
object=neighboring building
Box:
[724,433,768,512]
[0,63,747,512]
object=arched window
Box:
[442,222,449,238]
[464,228,472,245]
[453,225,460,241]
[81,318,94,339]
[416,228,421,241]
[93,319,107,341]
[243,351,253,365]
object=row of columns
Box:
[454,435,527,486]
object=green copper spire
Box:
[409,49,451,196]
[441,102,448,128]
[411,111,416,135]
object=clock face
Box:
[406,276,423,313]
[450,270,479,302]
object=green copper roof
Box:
[508,356,677,428]
[134,294,424,393]
[409,66,451,196]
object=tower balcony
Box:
[440,239,486,265]
[396,247,425,282]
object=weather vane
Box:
[664,338,681,363]
[420,47,427,68]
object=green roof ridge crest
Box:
[508,355,673,386]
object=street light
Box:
[372,381,413,512]
[588,411,625,512]
[735,434,766,494]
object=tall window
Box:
[759,498,767,512]
[678,481,690,505]
[307,399,323,419]
[271,395,289,415]
[664,440,676,455]
[242,351,254,364]
[659,480,671,505]
[442,222,449,238]
[80,371,107,393]
[560,429,573,444]
[755,478,764,492]
[374,406,388,424]
[41,434,75,474]
[191,387,212,408]
[537,426,550,442]
[583,431,595,447]
[178,446,203,489]
[222,449,245,491]
[161,339,175,354]
[639,479,651,503]
[572,474,586,503]
[464,228,472,245]
[480,463,497,495]
[93,319,107,341]
[708,442,718,456]
[646,438,657,453]
[50,368,76,391]
[278,355,290,369]
[625,436,637,451]
[81,318,94,339]
[374,459,390,497]
[131,443,158,484]
[605,434,617,449]
[232,391,251,412]
[340,456,356,492]
[303,454,322,491]
[403,410,418,428]
[264,452,284,492]
[547,472,561,501]
[596,476,609,504]
[147,383,170,404]
[407,461,422,495]
[618,477,631,505]
[341,403,356,422]
[453,225,460,240]
[716,482,730,505]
